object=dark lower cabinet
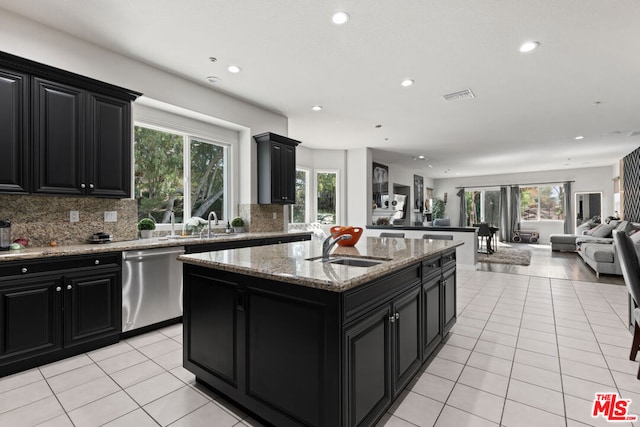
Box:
[184,253,456,427]
[0,254,122,377]
[0,277,63,365]
[391,285,422,396]
[422,275,442,359]
[64,269,121,348]
[344,304,392,427]
[442,266,456,334]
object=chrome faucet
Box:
[169,211,176,237]
[322,234,352,262]
[207,211,219,238]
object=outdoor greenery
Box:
[521,185,564,220]
[134,127,184,223]
[291,169,306,223]
[134,127,225,223]
[317,172,337,224]
[465,190,500,226]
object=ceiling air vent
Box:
[442,88,475,102]
[629,131,640,137]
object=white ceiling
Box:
[2,0,639,178]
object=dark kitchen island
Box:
[178,236,462,427]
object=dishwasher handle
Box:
[122,249,185,261]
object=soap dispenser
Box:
[226,221,231,233]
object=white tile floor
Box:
[0,270,638,426]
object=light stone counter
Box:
[0,231,311,262]
[178,236,463,292]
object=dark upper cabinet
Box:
[254,132,300,204]
[32,78,85,196]
[86,93,131,198]
[0,68,29,193]
[0,51,141,198]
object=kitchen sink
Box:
[326,257,384,267]
[307,256,389,267]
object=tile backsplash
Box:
[238,204,285,232]
[0,195,137,247]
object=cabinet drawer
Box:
[442,250,456,270]
[421,256,441,281]
[343,264,421,325]
[0,253,121,279]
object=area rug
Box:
[477,246,532,266]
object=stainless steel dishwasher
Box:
[122,246,185,332]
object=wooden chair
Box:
[380,232,405,238]
[422,234,453,240]
[613,230,640,379]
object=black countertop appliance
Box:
[0,220,10,251]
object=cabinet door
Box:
[32,78,84,195]
[270,142,284,203]
[64,269,121,347]
[422,275,442,359]
[0,277,63,366]
[344,305,392,427]
[442,267,456,334]
[86,93,131,198]
[282,142,296,203]
[184,273,238,387]
[391,285,422,396]
[0,68,29,193]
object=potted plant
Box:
[231,217,245,233]
[431,198,446,219]
[137,218,156,238]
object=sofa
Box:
[551,220,637,277]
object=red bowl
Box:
[330,226,363,246]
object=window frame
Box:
[290,167,310,224]
[314,169,341,226]
[519,184,565,222]
[134,122,230,231]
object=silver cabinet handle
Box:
[81,183,86,189]
[67,285,72,290]
[395,313,400,320]
[389,315,396,323]
[89,183,94,189]
[21,267,27,274]
[95,260,100,265]
[56,286,61,292]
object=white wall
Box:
[0,9,287,206]
[296,146,348,224]
[346,148,371,227]
[433,166,615,243]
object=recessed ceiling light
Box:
[401,79,415,87]
[574,135,584,140]
[206,76,221,84]
[311,105,323,111]
[519,41,540,53]
[331,11,350,25]
[227,65,242,73]
[418,155,425,160]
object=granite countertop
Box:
[179,236,463,292]
[0,231,312,262]
[367,225,478,233]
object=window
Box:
[465,189,500,226]
[520,185,564,221]
[290,168,309,223]
[317,171,337,225]
[134,124,228,224]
